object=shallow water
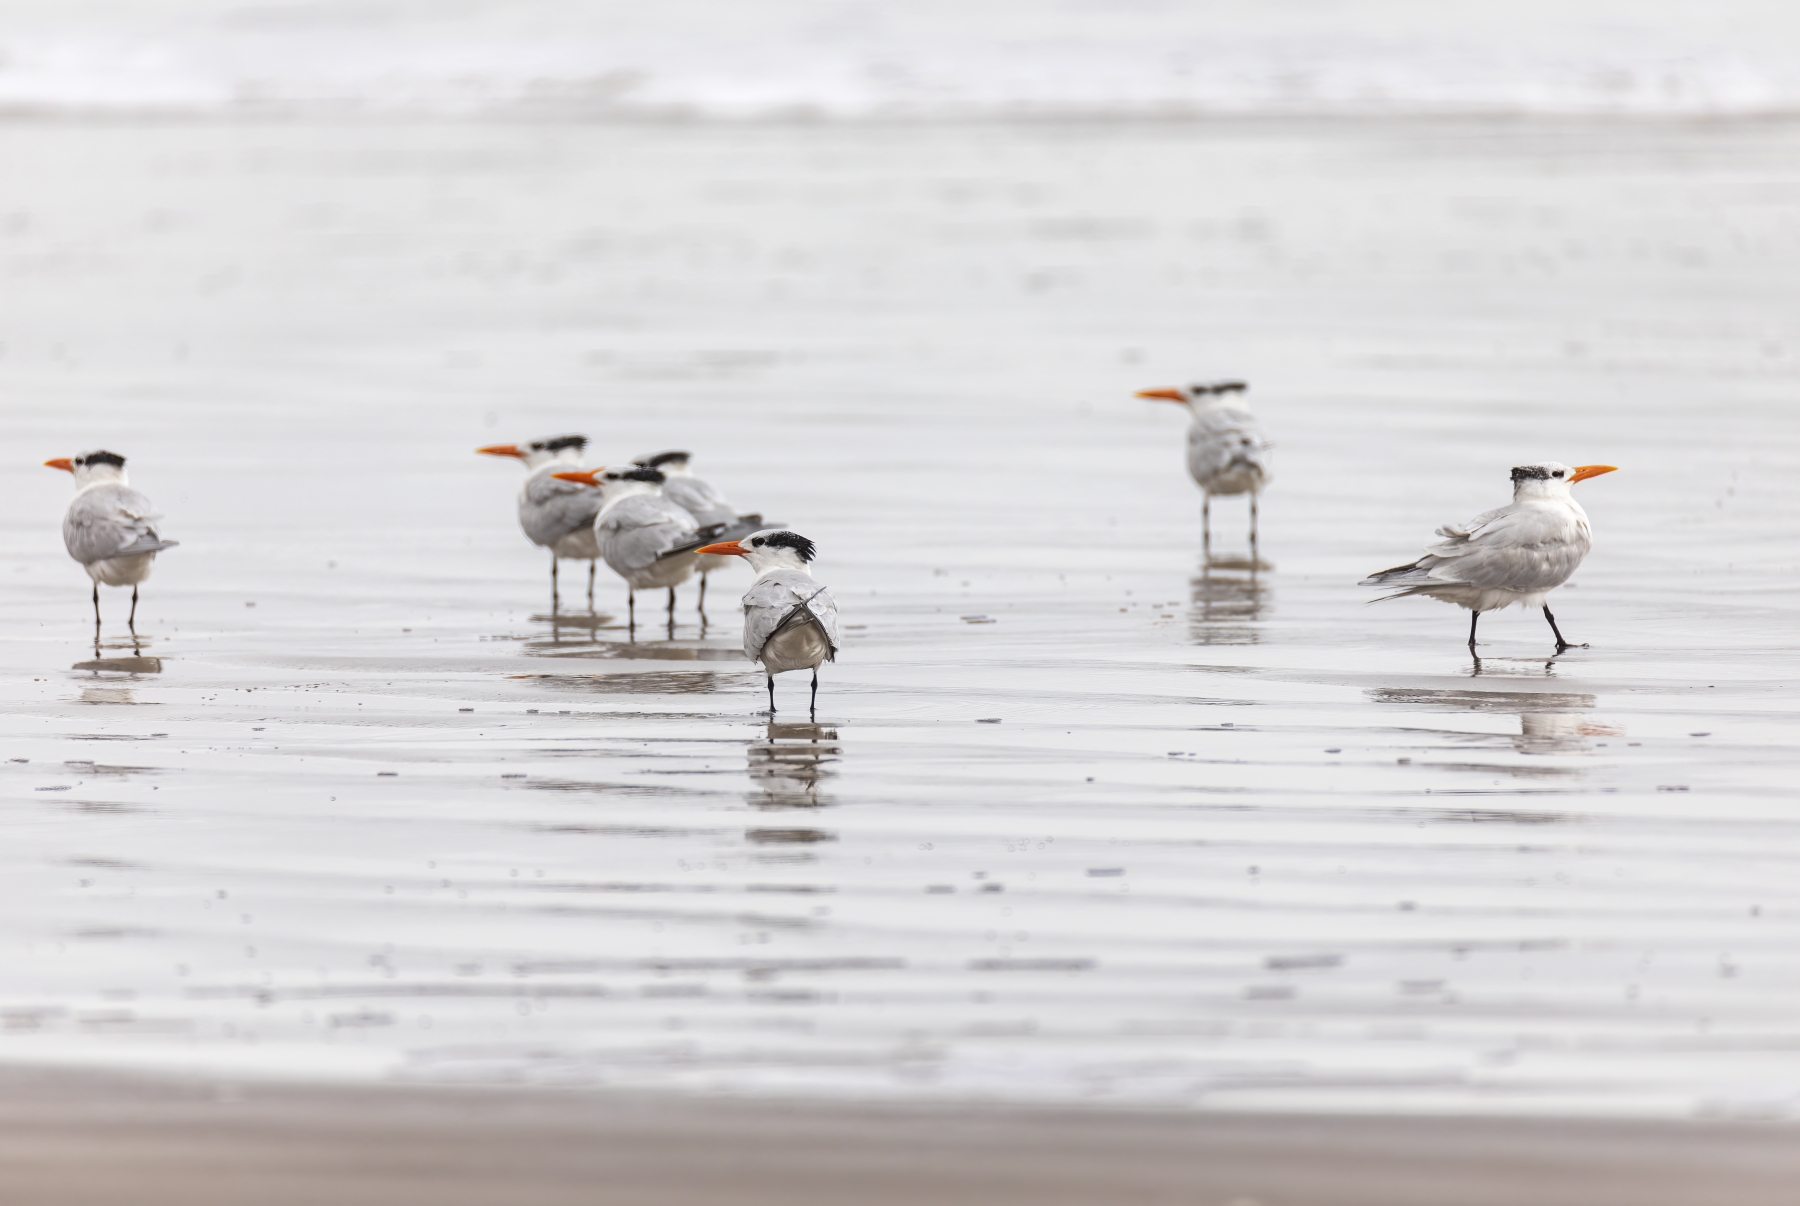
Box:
[1,116,1798,1117]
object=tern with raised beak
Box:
[1362,461,1618,654]
[1137,381,1271,550]
[632,450,764,617]
[552,465,708,630]
[695,530,839,717]
[45,450,179,640]
[476,434,602,609]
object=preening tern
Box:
[477,435,602,609]
[695,529,839,717]
[45,450,179,639]
[1137,381,1271,549]
[1362,461,1618,654]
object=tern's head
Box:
[1511,461,1617,500]
[45,450,128,489]
[551,464,664,501]
[633,450,694,477]
[1137,381,1250,409]
[477,434,587,471]
[696,529,817,575]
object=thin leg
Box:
[1468,609,1480,651]
[92,583,101,642]
[128,585,139,633]
[809,668,818,718]
[586,561,595,610]
[767,675,776,714]
[1544,605,1581,652]
[697,573,708,616]
[1202,494,1212,554]
[1249,492,1259,555]
[667,587,677,620]
[551,555,560,613]
[628,590,635,632]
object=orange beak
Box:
[695,540,746,557]
[1135,388,1187,403]
[476,443,526,459]
[551,469,600,485]
[43,457,73,472]
[1568,464,1618,483]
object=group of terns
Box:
[477,436,839,713]
[1139,379,1617,656]
[39,387,1616,711]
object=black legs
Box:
[1468,610,1480,651]
[1249,491,1259,555]
[809,668,818,718]
[766,675,776,714]
[697,573,707,616]
[586,561,595,609]
[1544,605,1582,653]
[1201,494,1211,555]
[128,586,139,633]
[627,590,635,632]
[666,587,677,619]
[550,555,560,612]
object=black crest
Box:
[609,466,665,484]
[749,530,817,563]
[531,434,587,453]
[77,450,127,469]
[636,450,691,469]
[1511,465,1552,482]
[1191,381,1248,396]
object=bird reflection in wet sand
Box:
[1188,554,1270,645]
[1369,687,1622,756]
[748,722,840,810]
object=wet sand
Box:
[3,1068,1799,1206]
[1,114,1798,1131]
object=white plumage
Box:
[694,529,839,716]
[632,450,765,616]
[477,435,603,608]
[1362,460,1618,652]
[46,450,179,636]
[553,464,708,629]
[1137,380,1271,547]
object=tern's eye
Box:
[1553,470,1565,478]
[751,538,765,547]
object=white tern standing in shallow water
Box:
[1137,380,1271,550]
[45,450,179,639]
[632,450,764,618]
[553,465,709,630]
[695,530,839,717]
[1362,461,1618,654]
[476,434,603,610]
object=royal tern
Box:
[552,465,708,629]
[696,530,839,716]
[44,450,179,638]
[476,435,602,609]
[633,450,764,616]
[1137,381,1271,549]
[1361,461,1618,653]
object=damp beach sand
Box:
[1,113,1799,1197]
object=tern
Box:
[1137,381,1271,550]
[45,450,180,640]
[633,450,764,617]
[1362,462,1618,654]
[552,465,708,629]
[696,530,840,717]
[476,435,602,609]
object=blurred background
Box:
[2,2,1799,1203]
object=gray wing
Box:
[742,571,838,662]
[597,496,700,574]
[1364,504,1588,595]
[62,485,178,565]
[519,473,604,547]
[661,476,738,527]
[1187,406,1271,485]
